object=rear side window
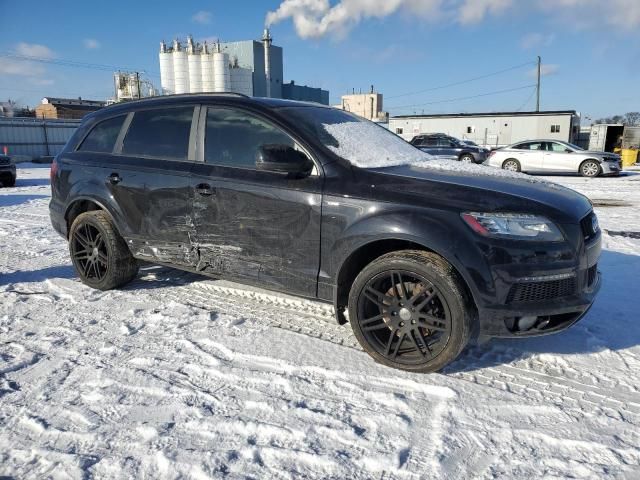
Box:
[122,107,194,160]
[204,108,295,168]
[78,115,126,153]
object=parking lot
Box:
[2,164,640,478]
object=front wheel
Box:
[348,250,472,373]
[459,154,474,163]
[502,159,521,172]
[69,211,139,290]
[580,160,601,177]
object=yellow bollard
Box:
[621,149,638,168]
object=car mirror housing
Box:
[256,144,314,177]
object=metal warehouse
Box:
[389,110,581,148]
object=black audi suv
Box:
[49,94,601,372]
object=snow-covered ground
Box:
[1,164,640,479]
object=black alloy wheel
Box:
[71,223,109,282]
[348,250,471,373]
[356,270,452,365]
[68,211,139,290]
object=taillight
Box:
[50,157,58,183]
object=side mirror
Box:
[256,144,314,177]
[565,149,573,153]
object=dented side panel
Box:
[190,162,322,297]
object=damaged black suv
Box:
[50,94,601,372]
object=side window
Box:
[122,107,194,160]
[78,115,126,153]
[205,108,295,168]
[548,142,567,152]
[424,137,438,146]
[437,137,452,147]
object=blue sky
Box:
[1,0,639,121]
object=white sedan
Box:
[485,140,622,177]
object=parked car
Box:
[410,134,488,163]
[50,94,601,373]
[486,140,622,177]
[0,154,16,187]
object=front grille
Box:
[506,277,577,304]
[580,212,598,241]
[587,264,597,287]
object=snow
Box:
[2,163,640,478]
[322,121,550,183]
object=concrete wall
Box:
[0,117,80,159]
[389,113,578,147]
[338,93,386,121]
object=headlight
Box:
[461,212,564,241]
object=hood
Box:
[368,164,592,224]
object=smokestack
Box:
[262,28,272,98]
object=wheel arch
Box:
[333,235,478,326]
[64,196,122,239]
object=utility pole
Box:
[136,72,141,100]
[536,56,541,112]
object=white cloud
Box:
[527,63,559,77]
[536,0,640,30]
[28,77,55,86]
[15,42,55,59]
[457,0,512,25]
[83,38,101,50]
[192,10,212,24]
[521,32,555,49]
[0,58,46,76]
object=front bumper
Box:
[478,271,601,337]
[475,224,601,337]
[601,161,622,175]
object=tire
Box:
[459,154,474,164]
[580,159,601,177]
[502,159,521,172]
[68,211,138,290]
[348,250,472,373]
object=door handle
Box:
[108,173,121,185]
[195,183,215,196]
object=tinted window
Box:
[423,137,438,146]
[437,138,454,147]
[122,107,194,159]
[78,115,126,153]
[205,108,295,168]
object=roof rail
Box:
[102,92,251,110]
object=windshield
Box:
[280,106,432,168]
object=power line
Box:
[386,60,537,101]
[0,52,161,77]
[516,86,537,112]
[391,84,538,111]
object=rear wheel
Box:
[580,160,601,177]
[459,154,474,163]
[502,159,521,172]
[69,211,138,290]
[348,250,471,373]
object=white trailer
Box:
[389,110,580,148]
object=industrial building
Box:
[335,89,388,122]
[389,110,581,148]
[159,29,329,104]
[35,97,106,120]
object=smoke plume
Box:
[265,0,510,38]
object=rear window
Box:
[122,107,194,160]
[78,115,126,153]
